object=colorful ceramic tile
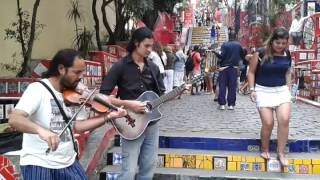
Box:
[247,145,260,152]
[313,165,320,174]
[294,159,303,165]
[165,155,171,168]
[255,157,265,163]
[252,163,262,172]
[240,162,250,171]
[267,159,281,172]
[112,153,122,165]
[232,156,241,162]
[106,173,119,180]
[214,157,227,170]
[157,155,165,168]
[299,164,309,174]
[227,162,237,171]
[182,155,196,168]
[303,159,312,165]
[246,157,255,163]
[196,156,204,169]
[287,164,296,174]
[173,155,183,168]
[312,160,320,165]
[203,156,213,170]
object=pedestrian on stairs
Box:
[210,24,216,45]
[213,32,244,110]
[248,27,292,167]
[191,46,202,95]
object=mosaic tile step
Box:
[106,147,320,175]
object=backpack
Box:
[185,53,196,72]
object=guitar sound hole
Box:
[145,102,152,112]
[125,115,136,128]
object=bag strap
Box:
[38,81,79,158]
[159,54,166,68]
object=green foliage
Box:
[4,10,44,46]
[73,27,95,57]
[67,0,83,22]
[125,0,154,20]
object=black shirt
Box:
[100,55,165,100]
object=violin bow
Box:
[46,87,97,155]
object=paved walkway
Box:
[159,93,320,140]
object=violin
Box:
[63,82,135,127]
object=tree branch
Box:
[18,0,40,77]
[101,0,115,44]
[92,0,102,50]
[16,0,26,56]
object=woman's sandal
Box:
[260,152,271,160]
[277,154,289,167]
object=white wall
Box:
[0,0,115,77]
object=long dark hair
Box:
[42,49,83,78]
[126,27,153,54]
[262,27,289,64]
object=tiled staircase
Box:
[191,27,211,45]
[100,135,320,180]
[190,26,228,48]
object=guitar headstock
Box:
[181,74,204,91]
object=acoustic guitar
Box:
[94,75,204,140]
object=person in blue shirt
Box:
[248,27,292,167]
[213,32,244,110]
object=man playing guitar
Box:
[100,27,165,180]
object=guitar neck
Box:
[150,86,184,109]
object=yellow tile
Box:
[196,156,204,169]
[173,156,183,168]
[308,165,312,174]
[228,162,237,171]
[236,162,241,171]
[203,156,213,170]
[313,165,320,174]
[288,159,294,164]
[249,163,253,171]
[296,165,300,174]
[284,167,288,173]
[182,155,196,168]
[294,159,303,165]
[241,157,246,162]
[303,159,311,165]
[312,160,320,165]
[227,156,232,162]
[246,157,255,163]
[261,163,265,172]
[165,155,171,168]
[232,156,241,162]
[255,157,265,163]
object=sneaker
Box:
[228,106,234,110]
[219,105,225,110]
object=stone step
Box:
[106,147,320,176]
[100,165,320,179]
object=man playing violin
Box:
[9,49,127,180]
[100,27,165,180]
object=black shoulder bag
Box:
[38,81,79,159]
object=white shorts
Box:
[255,84,291,108]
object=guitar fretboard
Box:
[149,86,184,109]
